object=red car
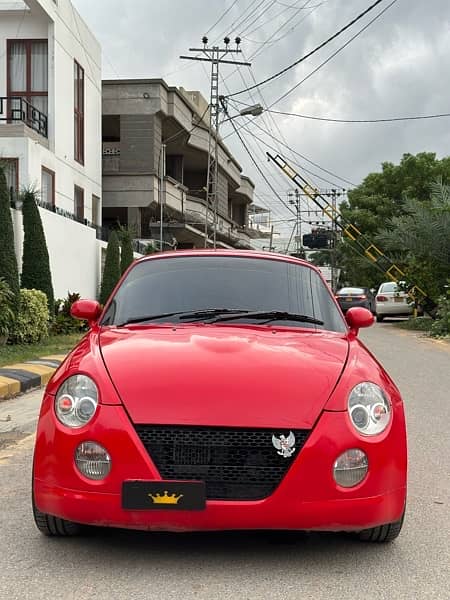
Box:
[32,251,407,542]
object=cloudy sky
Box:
[73,0,450,236]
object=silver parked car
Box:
[375,282,413,322]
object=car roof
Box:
[135,249,320,273]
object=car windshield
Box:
[337,288,365,295]
[101,256,346,333]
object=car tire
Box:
[376,314,384,322]
[32,496,82,537]
[357,512,405,543]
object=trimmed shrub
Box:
[20,189,54,312]
[0,166,20,311]
[99,230,121,305]
[11,288,49,344]
[0,278,15,342]
[51,292,89,335]
[431,287,450,337]
[120,227,134,275]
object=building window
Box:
[8,40,48,116]
[74,61,85,164]
[41,167,55,207]
[92,194,100,226]
[1,158,19,201]
[74,185,84,221]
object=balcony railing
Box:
[0,96,48,138]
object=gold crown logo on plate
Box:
[148,490,184,505]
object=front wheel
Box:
[376,314,384,323]
[33,497,82,537]
[357,512,405,543]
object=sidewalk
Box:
[0,355,66,400]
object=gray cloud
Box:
[73,0,450,230]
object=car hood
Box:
[99,326,349,429]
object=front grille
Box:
[134,425,310,500]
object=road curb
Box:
[0,355,66,401]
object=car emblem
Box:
[272,432,296,458]
[148,491,184,505]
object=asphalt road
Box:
[0,323,449,600]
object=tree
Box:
[119,226,134,275]
[0,166,20,311]
[342,153,450,236]
[336,152,450,288]
[377,180,450,300]
[21,188,54,312]
[99,230,121,305]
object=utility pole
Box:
[330,189,338,291]
[288,188,302,257]
[180,37,250,248]
[159,143,166,252]
[269,225,274,252]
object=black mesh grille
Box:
[134,425,310,500]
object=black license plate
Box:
[122,481,206,510]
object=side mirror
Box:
[71,299,102,327]
[345,307,374,335]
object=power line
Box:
[238,0,280,37]
[223,0,318,84]
[268,0,399,107]
[265,108,450,124]
[225,0,387,98]
[160,0,262,81]
[216,51,296,221]
[205,0,240,35]
[242,0,322,38]
[215,0,269,40]
[223,109,357,186]
[220,98,297,216]
[275,0,325,8]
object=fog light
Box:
[333,449,368,487]
[75,442,111,480]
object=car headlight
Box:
[348,382,391,436]
[55,375,98,428]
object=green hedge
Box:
[11,289,49,344]
[0,278,15,341]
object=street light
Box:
[220,103,264,123]
[238,103,264,117]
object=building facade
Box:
[0,0,102,298]
[102,79,258,250]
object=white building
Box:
[0,0,103,298]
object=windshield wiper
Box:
[117,308,249,327]
[178,308,250,321]
[206,310,324,326]
[117,311,192,326]
[117,309,323,327]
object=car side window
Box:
[310,271,347,333]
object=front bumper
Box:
[33,396,407,532]
[34,482,405,532]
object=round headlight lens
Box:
[348,382,391,436]
[55,375,98,428]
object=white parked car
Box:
[375,282,414,322]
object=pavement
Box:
[0,322,449,600]
[0,355,66,400]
